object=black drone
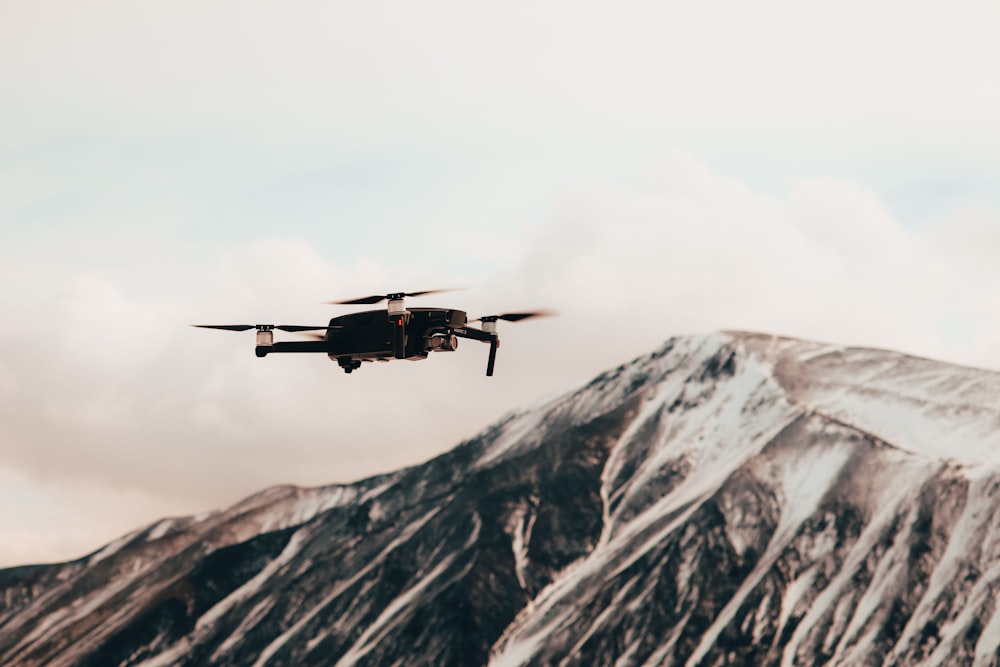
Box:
[194,290,550,375]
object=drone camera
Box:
[425,334,459,352]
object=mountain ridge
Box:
[2,331,999,666]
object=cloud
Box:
[515,154,1000,369]
[3,154,1000,566]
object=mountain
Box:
[2,331,1000,666]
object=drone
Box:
[194,290,550,376]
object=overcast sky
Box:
[2,0,999,567]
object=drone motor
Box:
[256,325,274,348]
[387,297,407,318]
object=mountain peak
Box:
[725,331,1000,465]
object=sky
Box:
[2,0,999,567]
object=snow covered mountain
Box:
[2,332,1000,666]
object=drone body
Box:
[259,306,485,374]
[195,291,548,376]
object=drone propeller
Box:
[192,324,340,332]
[192,324,256,331]
[327,289,457,305]
[470,310,554,323]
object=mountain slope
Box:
[2,332,999,666]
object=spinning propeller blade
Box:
[471,310,554,323]
[328,294,386,305]
[192,324,340,332]
[192,324,256,331]
[327,288,458,305]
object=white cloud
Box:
[6,153,1000,567]
[510,153,1000,369]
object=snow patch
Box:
[779,455,934,667]
[335,552,461,667]
[250,507,442,667]
[200,527,309,633]
[146,519,174,541]
[507,502,536,592]
[685,441,853,667]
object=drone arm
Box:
[255,341,328,357]
[452,327,492,342]
[451,327,500,376]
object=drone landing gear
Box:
[337,357,362,374]
[486,337,499,376]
